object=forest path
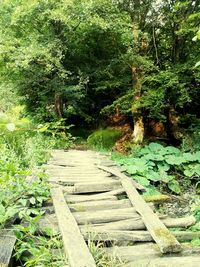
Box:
[42,149,200,267]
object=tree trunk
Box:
[168,106,182,142]
[131,22,144,144]
[55,93,64,118]
[132,66,144,144]
[131,65,144,144]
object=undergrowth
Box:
[87,128,122,151]
[112,142,200,194]
[0,109,72,266]
[112,142,200,246]
[14,222,67,267]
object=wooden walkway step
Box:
[104,244,200,267]
[0,230,16,267]
[45,149,198,267]
[51,187,96,267]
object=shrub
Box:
[87,128,122,151]
[112,142,200,194]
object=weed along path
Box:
[42,149,200,267]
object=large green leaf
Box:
[157,163,170,172]
[165,146,180,155]
[183,153,199,162]
[168,180,181,194]
[148,142,165,153]
[165,155,186,165]
[146,171,161,182]
[184,169,195,177]
[133,176,150,186]
[143,154,164,161]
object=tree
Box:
[112,0,200,143]
[112,0,157,143]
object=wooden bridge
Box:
[42,149,200,267]
[2,149,200,266]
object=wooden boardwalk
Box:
[44,149,200,267]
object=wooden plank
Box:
[98,166,181,253]
[47,172,112,177]
[73,181,121,194]
[43,199,138,213]
[50,187,96,267]
[81,216,196,231]
[69,199,132,212]
[96,188,125,196]
[0,230,16,267]
[49,177,114,182]
[97,165,145,191]
[81,229,200,242]
[105,244,200,262]
[65,194,118,203]
[73,208,139,225]
[127,256,200,267]
[71,201,154,213]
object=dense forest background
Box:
[0,0,199,148]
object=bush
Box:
[87,128,122,151]
[0,112,74,166]
[112,142,200,194]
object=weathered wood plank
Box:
[98,166,181,253]
[49,177,115,183]
[81,229,200,242]
[95,188,125,197]
[104,244,200,262]
[47,171,112,177]
[73,181,121,194]
[97,165,145,191]
[69,199,132,212]
[81,216,196,231]
[127,256,200,267]
[43,199,146,213]
[0,230,16,267]
[50,187,96,267]
[73,208,139,225]
[65,194,118,203]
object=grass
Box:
[87,232,126,267]
[89,241,126,267]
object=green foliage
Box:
[112,142,200,194]
[0,107,71,264]
[0,0,199,138]
[182,120,200,152]
[14,221,66,267]
[37,119,74,149]
[0,0,128,124]
[0,83,19,113]
[87,128,122,150]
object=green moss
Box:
[154,228,181,252]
